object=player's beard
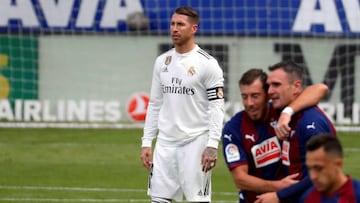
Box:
[246,104,269,122]
[246,108,262,121]
[172,34,191,48]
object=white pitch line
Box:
[0,185,242,202]
[344,147,360,152]
[0,185,236,196]
[0,185,145,193]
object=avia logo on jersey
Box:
[251,137,281,168]
[225,143,240,163]
[127,93,149,121]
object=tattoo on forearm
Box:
[204,147,217,159]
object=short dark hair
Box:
[239,68,269,92]
[306,134,343,158]
[268,60,304,83]
[174,6,199,24]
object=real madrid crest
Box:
[165,56,172,65]
[217,87,224,98]
[188,66,196,76]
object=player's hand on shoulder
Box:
[276,112,291,140]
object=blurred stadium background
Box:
[0,0,360,202]
[0,0,359,128]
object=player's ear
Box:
[294,79,302,89]
[192,24,198,33]
[293,79,303,95]
[335,157,343,168]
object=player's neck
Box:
[326,173,348,195]
[257,106,270,123]
[175,41,196,54]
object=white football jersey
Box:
[142,45,225,148]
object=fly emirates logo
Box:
[162,77,195,95]
[251,137,281,168]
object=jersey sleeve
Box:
[298,185,316,203]
[277,175,313,201]
[299,107,336,138]
[297,108,336,142]
[141,57,163,147]
[353,179,360,201]
[203,58,224,89]
[205,58,225,148]
[278,108,335,200]
[222,114,248,170]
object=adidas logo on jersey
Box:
[162,67,168,72]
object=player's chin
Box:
[313,182,325,192]
[171,37,181,43]
[248,112,261,121]
[271,99,281,109]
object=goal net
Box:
[0,0,359,129]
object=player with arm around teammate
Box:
[255,61,336,203]
[222,68,329,203]
[140,6,225,203]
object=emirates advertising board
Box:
[0,0,359,126]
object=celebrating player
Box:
[222,68,329,203]
[255,61,336,203]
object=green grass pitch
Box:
[0,128,359,202]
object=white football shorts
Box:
[147,134,212,202]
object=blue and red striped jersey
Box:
[222,105,282,203]
[281,106,336,178]
[300,176,360,203]
[277,106,336,202]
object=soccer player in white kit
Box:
[140,6,225,203]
